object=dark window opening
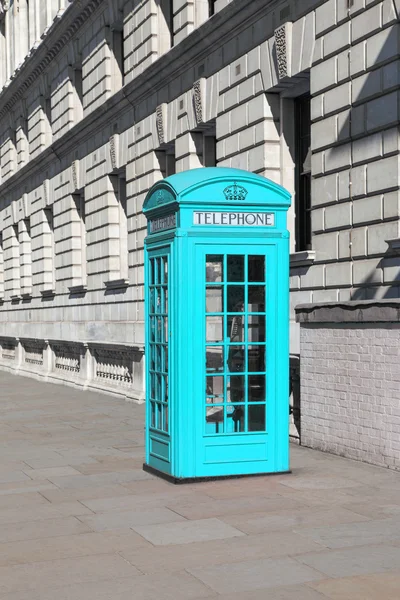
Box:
[295,94,311,252]
[112,29,124,87]
[209,0,216,16]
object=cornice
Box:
[0,0,104,119]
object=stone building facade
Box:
[0,0,399,420]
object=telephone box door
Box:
[195,243,279,477]
[145,246,172,474]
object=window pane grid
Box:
[149,255,169,434]
[205,253,267,435]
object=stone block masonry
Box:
[296,300,400,471]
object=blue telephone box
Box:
[143,167,291,481]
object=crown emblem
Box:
[223,182,248,202]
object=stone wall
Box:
[0,336,144,401]
[296,300,400,470]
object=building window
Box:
[10,224,20,297]
[156,144,176,178]
[74,68,83,121]
[110,173,128,281]
[43,207,55,293]
[158,0,174,54]
[111,28,124,90]
[72,191,87,288]
[20,217,32,296]
[203,130,217,167]
[0,231,3,299]
[209,1,216,16]
[295,94,311,252]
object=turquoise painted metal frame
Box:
[143,168,291,481]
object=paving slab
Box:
[0,554,142,595]
[1,371,400,600]
[78,506,186,531]
[132,517,245,545]
[309,572,400,600]
[295,544,400,578]
[187,556,325,594]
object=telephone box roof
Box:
[143,167,291,213]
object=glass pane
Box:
[232,404,245,432]
[156,403,162,429]
[248,256,265,282]
[248,375,266,402]
[149,373,155,400]
[248,315,265,343]
[164,345,168,372]
[206,255,223,282]
[228,315,244,343]
[206,286,223,313]
[248,404,266,432]
[164,376,168,402]
[155,288,162,314]
[206,316,223,342]
[150,344,156,370]
[165,287,168,314]
[162,257,168,284]
[206,404,224,423]
[206,376,224,401]
[150,289,155,314]
[227,346,245,373]
[227,285,244,312]
[151,402,156,427]
[150,317,156,343]
[227,375,245,403]
[164,318,168,344]
[150,260,155,286]
[248,346,266,372]
[206,346,224,372]
[227,255,244,282]
[163,405,169,432]
[155,258,160,285]
[248,286,265,312]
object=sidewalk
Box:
[0,370,399,599]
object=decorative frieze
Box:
[274,22,292,80]
[156,104,167,147]
[193,79,206,126]
[109,134,120,171]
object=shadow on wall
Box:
[289,354,300,441]
[350,253,400,301]
[323,18,400,301]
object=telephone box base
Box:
[142,462,291,485]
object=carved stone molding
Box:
[109,134,119,171]
[274,22,292,80]
[156,104,167,147]
[71,160,80,191]
[43,179,50,206]
[193,78,206,126]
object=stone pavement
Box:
[0,372,400,600]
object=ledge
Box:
[104,279,129,291]
[290,251,316,268]
[68,284,87,294]
[295,299,400,324]
[386,238,400,254]
[40,289,55,298]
